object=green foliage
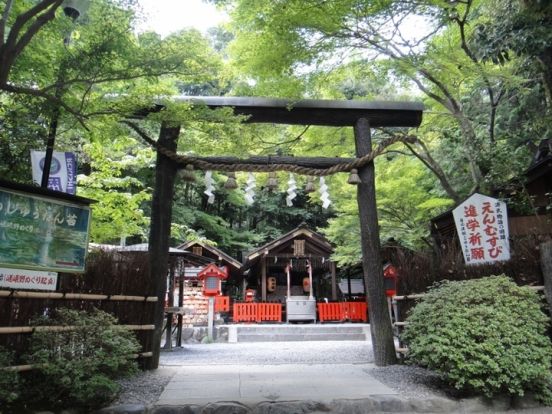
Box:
[0,346,20,406]
[23,308,140,410]
[77,135,153,243]
[224,0,548,210]
[402,276,552,402]
[323,155,453,265]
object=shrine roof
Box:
[176,240,242,270]
[241,224,333,272]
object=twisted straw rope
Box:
[122,120,415,176]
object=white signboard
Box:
[0,267,58,291]
[31,150,77,195]
[452,193,510,265]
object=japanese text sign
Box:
[452,193,510,265]
[0,187,91,272]
[0,267,58,291]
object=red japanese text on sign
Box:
[453,194,510,265]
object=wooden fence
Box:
[0,251,156,368]
[232,301,368,323]
[233,302,282,323]
[215,295,230,312]
[317,302,368,322]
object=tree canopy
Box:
[1,0,550,263]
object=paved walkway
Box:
[104,341,551,413]
[157,363,396,406]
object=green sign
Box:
[0,187,91,272]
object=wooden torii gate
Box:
[131,96,423,369]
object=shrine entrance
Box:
[124,96,423,369]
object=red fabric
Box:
[383,264,398,279]
[383,264,398,297]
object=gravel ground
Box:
[160,340,375,366]
[112,367,175,406]
[367,365,452,399]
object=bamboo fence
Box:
[0,289,157,302]
[0,250,157,366]
[1,352,155,372]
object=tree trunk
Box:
[538,47,552,109]
[457,114,484,191]
[146,121,180,370]
[540,240,552,314]
[354,117,397,366]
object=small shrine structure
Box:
[242,224,337,303]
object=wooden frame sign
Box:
[0,185,91,273]
[452,193,510,265]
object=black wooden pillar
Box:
[354,117,397,366]
[146,121,180,370]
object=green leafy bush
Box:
[23,308,140,410]
[0,346,19,406]
[402,275,552,402]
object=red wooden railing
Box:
[344,302,368,322]
[317,302,345,322]
[317,302,368,322]
[215,296,230,312]
[233,302,282,323]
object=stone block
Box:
[94,404,146,414]
[201,402,250,414]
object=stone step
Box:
[237,326,364,335]
[237,332,366,342]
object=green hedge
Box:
[401,275,552,403]
[23,308,141,410]
[0,346,19,406]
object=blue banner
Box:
[31,151,77,195]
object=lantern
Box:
[267,276,277,293]
[302,277,311,293]
[198,264,228,296]
[383,262,398,297]
[62,0,90,20]
[245,289,256,302]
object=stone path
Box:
[157,363,396,406]
[101,340,551,413]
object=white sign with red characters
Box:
[452,193,510,265]
[0,267,58,291]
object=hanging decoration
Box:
[204,170,215,204]
[319,177,331,209]
[305,176,315,193]
[244,172,256,205]
[286,173,297,207]
[347,168,362,185]
[224,172,238,190]
[181,164,196,182]
[267,171,278,192]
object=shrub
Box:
[0,346,19,406]
[23,308,140,410]
[401,275,552,402]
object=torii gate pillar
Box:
[146,121,180,370]
[355,117,397,366]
